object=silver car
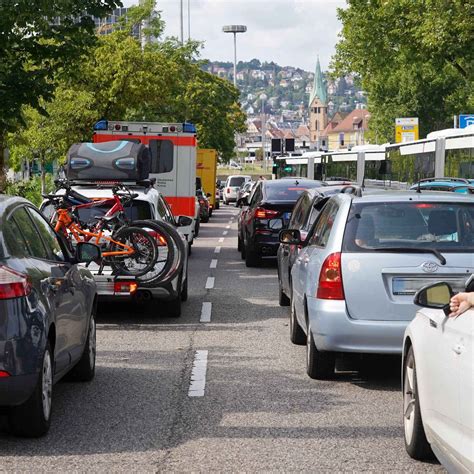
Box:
[283,191,474,379]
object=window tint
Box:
[27,208,65,261]
[149,139,174,174]
[343,202,474,252]
[289,194,310,229]
[11,208,49,259]
[75,200,152,223]
[265,182,317,201]
[229,177,247,187]
[4,215,29,258]
[309,200,339,248]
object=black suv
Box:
[240,179,324,267]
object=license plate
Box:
[392,277,466,296]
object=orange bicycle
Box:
[45,189,158,277]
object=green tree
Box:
[332,0,474,142]
[0,0,121,186]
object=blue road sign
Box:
[459,114,474,128]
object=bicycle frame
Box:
[53,194,134,257]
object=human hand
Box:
[449,292,474,317]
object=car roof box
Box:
[66,141,150,181]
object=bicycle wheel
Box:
[131,220,185,287]
[108,226,158,277]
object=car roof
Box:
[0,194,30,214]
[226,175,251,179]
[348,190,474,204]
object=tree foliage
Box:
[332,0,474,142]
[6,0,245,179]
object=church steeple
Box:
[309,56,327,107]
[308,56,328,147]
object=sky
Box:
[122,0,346,72]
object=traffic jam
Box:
[0,121,473,473]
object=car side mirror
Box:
[279,229,302,245]
[177,215,193,227]
[414,282,454,316]
[75,242,101,264]
[206,192,211,198]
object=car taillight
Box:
[316,252,344,300]
[0,266,31,300]
[255,207,279,219]
[114,281,138,294]
[0,371,10,377]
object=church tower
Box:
[308,57,328,147]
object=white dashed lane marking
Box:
[214,246,221,254]
[200,302,212,323]
[223,231,228,236]
[188,350,208,397]
[218,237,224,243]
[205,277,215,289]
[210,259,218,269]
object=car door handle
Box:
[452,343,464,355]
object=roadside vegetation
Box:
[332,0,473,142]
[1,0,246,194]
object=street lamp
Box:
[260,93,267,172]
[222,25,247,87]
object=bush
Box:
[4,175,54,207]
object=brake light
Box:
[114,281,138,294]
[316,252,344,300]
[0,266,31,300]
[0,371,10,378]
[255,207,279,219]
[415,203,435,208]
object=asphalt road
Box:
[0,205,444,472]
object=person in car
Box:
[449,292,474,317]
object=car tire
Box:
[241,241,246,260]
[289,295,305,344]
[188,242,192,256]
[403,346,434,460]
[194,218,200,238]
[237,235,242,252]
[306,324,335,379]
[279,281,290,306]
[215,200,220,210]
[209,209,213,218]
[201,215,209,224]
[68,310,96,382]
[8,342,53,437]
[245,244,260,268]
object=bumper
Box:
[307,297,408,354]
[0,373,38,407]
[253,235,280,257]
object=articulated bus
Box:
[275,126,474,186]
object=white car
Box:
[403,280,473,473]
[223,175,251,204]
[229,160,243,171]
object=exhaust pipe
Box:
[135,290,152,303]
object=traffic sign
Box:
[395,117,419,143]
[459,114,474,129]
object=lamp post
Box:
[222,25,247,87]
[179,0,184,44]
[260,93,267,172]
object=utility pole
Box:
[260,94,267,172]
[187,0,190,40]
[180,0,184,44]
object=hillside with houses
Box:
[202,59,367,121]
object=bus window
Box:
[325,155,357,181]
[444,135,474,179]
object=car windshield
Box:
[229,177,246,187]
[265,181,320,201]
[343,201,474,252]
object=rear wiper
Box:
[371,247,446,265]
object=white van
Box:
[223,175,251,204]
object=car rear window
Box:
[343,201,474,252]
[229,177,246,187]
[265,182,318,201]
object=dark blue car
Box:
[0,195,100,437]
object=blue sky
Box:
[122,0,346,71]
